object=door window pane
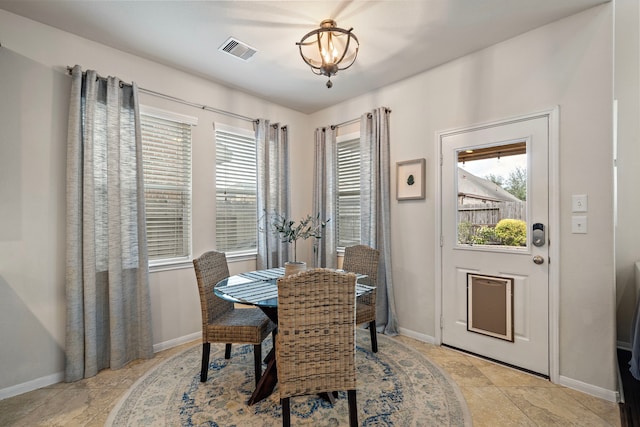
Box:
[456,141,527,249]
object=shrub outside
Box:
[494,219,527,246]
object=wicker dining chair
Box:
[193,251,275,386]
[343,244,380,352]
[276,269,358,427]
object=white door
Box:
[440,115,549,376]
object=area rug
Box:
[106,330,472,426]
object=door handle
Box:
[533,255,544,265]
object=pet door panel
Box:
[467,274,514,342]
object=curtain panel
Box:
[256,120,290,269]
[65,66,153,382]
[360,107,398,335]
[312,127,337,268]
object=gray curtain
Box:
[65,66,153,382]
[256,120,290,269]
[360,107,398,335]
[312,126,337,268]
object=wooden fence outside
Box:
[458,201,526,227]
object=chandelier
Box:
[296,19,359,88]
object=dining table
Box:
[214,267,373,405]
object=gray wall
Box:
[0,3,621,401]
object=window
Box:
[140,106,196,266]
[456,141,527,248]
[336,133,361,248]
[215,124,257,254]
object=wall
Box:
[614,0,640,348]
[311,4,616,395]
[0,9,309,395]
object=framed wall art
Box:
[396,158,425,200]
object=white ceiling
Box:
[0,0,608,114]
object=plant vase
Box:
[284,261,307,277]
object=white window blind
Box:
[215,125,257,253]
[140,107,195,265]
[337,135,361,248]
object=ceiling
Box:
[0,0,608,114]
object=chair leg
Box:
[253,344,262,386]
[225,343,232,359]
[347,390,358,427]
[200,342,211,382]
[369,320,378,353]
[282,397,291,427]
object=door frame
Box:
[434,107,560,383]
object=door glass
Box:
[456,141,528,250]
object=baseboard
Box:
[558,375,620,403]
[618,355,626,404]
[1,333,201,402]
[0,371,64,401]
[152,331,201,353]
[618,341,632,352]
[397,327,436,344]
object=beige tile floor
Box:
[0,335,622,427]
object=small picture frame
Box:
[396,158,425,200]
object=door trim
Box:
[434,107,560,383]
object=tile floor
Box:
[0,335,621,426]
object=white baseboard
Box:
[1,332,201,402]
[558,375,620,403]
[397,327,436,344]
[0,371,63,401]
[152,331,201,353]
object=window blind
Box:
[337,137,361,248]
[215,126,257,253]
[141,111,193,264]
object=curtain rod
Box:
[330,107,392,130]
[331,117,360,129]
[65,66,257,123]
[140,87,257,123]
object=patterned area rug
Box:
[107,330,472,426]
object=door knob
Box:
[533,255,544,265]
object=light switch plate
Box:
[572,216,588,234]
[572,194,588,212]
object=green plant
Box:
[458,223,499,245]
[494,219,527,246]
[472,226,498,245]
[457,221,474,244]
[268,212,329,262]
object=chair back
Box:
[276,268,357,398]
[193,251,234,330]
[343,245,380,287]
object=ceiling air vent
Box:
[218,37,257,61]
